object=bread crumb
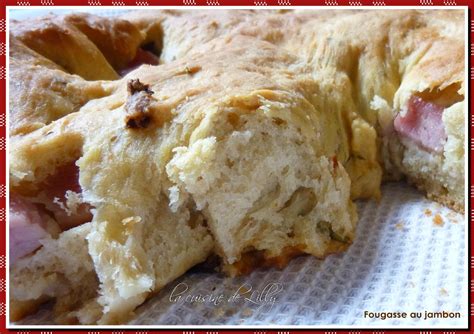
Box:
[424,208,432,217]
[433,214,444,227]
[440,288,448,296]
[181,65,201,75]
[395,222,404,230]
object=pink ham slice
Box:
[10,162,92,263]
[10,195,50,263]
[41,162,92,230]
[119,48,160,76]
[393,96,447,153]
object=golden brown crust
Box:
[63,13,144,71]
[8,54,111,137]
[11,17,116,80]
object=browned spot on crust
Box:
[273,117,286,126]
[227,112,240,128]
[433,214,444,227]
[124,79,154,129]
[185,65,201,75]
[176,65,202,76]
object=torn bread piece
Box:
[10,36,358,323]
[166,89,357,275]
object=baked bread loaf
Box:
[9,9,465,324]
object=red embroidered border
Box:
[0,1,471,332]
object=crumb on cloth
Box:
[433,214,444,227]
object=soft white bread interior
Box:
[166,91,356,273]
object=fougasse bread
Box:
[8,10,465,324]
